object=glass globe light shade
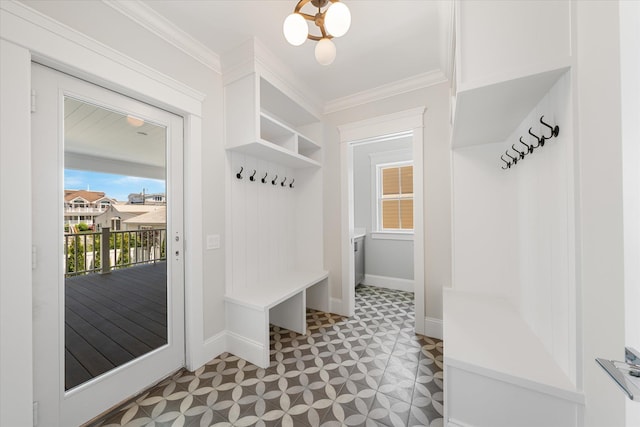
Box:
[283,13,308,46]
[324,2,351,37]
[315,38,336,65]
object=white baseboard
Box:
[362,274,414,293]
[424,316,443,340]
[201,330,227,366]
[225,330,266,368]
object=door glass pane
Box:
[63,97,167,390]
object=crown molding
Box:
[323,69,448,115]
[104,0,221,74]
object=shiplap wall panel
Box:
[230,152,299,291]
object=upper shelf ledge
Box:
[452,63,571,148]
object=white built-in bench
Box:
[444,289,584,426]
[224,270,329,368]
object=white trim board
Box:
[362,274,414,293]
[324,70,447,115]
[339,107,426,335]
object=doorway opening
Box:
[339,108,426,335]
[351,132,415,298]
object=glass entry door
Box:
[31,63,185,426]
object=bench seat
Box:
[224,270,329,368]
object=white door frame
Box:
[1,3,206,425]
[338,107,426,334]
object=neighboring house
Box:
[128,192,166,205]
[94,203,166,231]
[64,189,115,227]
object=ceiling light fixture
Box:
[126,115,145,127]
[283,0,351,66]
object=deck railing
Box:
[64,227,166,277]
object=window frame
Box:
[372,158,414,240]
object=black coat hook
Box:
[540,115,560,139]
[261,172,268,183]
[289,179,295,188]
[249,170,257,181]
[281,177,287,187]
[236,166,243,180]
[519,136,534,154]
[528,128,545,148]
[271,174,278,185]
[505,150,518,166]
[501,155,511,170]
[512,144,525,160]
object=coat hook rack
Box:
[500,115,560,170]
[528,128,544,148]
[281,177,287,187]
[501,155,511,170]
[289,178,295,189]
[512,144,525,160]
[236,166,243,180]
[519,136,534,154]
[261,172,268,184]
[271,175,278,185]
[249,170,257,181]
[540,115,560,138]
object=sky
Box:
[65,169,166,202]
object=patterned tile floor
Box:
[97,285,444,427]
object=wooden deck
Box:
[65,262,167,390]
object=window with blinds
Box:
[378,162,413,230]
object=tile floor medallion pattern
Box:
[96,285,444,427]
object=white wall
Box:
[513,73,574,383]
[575,2,626,426]
[324,81,452,322]
[620,1,640,425]
[353,138,413,280]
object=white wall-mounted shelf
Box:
[225,139,320,169]
[451,65,570,148]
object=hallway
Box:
[95,285,444,426]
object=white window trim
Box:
[370,150,414,241]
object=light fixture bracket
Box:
[294,0,340,41]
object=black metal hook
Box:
[236,166,243,180]
[528,128,545,148]
[281,177,287,187]
[519,136,534,154]
[540,115,560,139]
[261,172,268,183]
[249,170,257,181]
[271,174,278,185]
[505,150,518,166]
[501,155,511,170]
[289,178,295,188]
[512,144,525,160]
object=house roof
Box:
[123,206,166,225]
[64,189,108,203]
[110,204,160,214]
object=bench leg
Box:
[270,291,306,335]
